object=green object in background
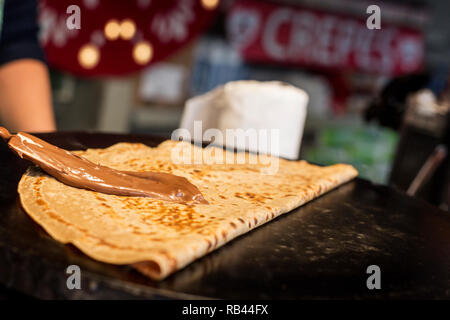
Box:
[304,125,399,185]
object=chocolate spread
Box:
[0,127,207,204]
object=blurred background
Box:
[36,0,450,209]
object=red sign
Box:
[226,0,424,75]
[39,0,218,77]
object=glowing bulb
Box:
[78,44,99,69]
[104,19,120,40]
[120,19,136,40]
[133,41,153,65]
[201,0,219,10]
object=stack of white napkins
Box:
[178,80,308,160]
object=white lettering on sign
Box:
[227,9,261,50]
[262,8,291,60]
[151,0,195,43]
[39,7,79,47]
[229,2,423,75]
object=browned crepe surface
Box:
[18,140,358,280]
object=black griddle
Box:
[0,132,449,299]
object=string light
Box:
[133,41,153,65]
[78,44,100,69]
[120,19,136,40]
[201,0,219,10]
[104,19,120,40]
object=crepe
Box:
[18,140,357,280]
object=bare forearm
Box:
[0,59,56,132]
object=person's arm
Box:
[0,0,56,132]
[0,59,55,132]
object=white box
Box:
[178,80,308,159]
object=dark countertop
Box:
[0,131,449,299]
